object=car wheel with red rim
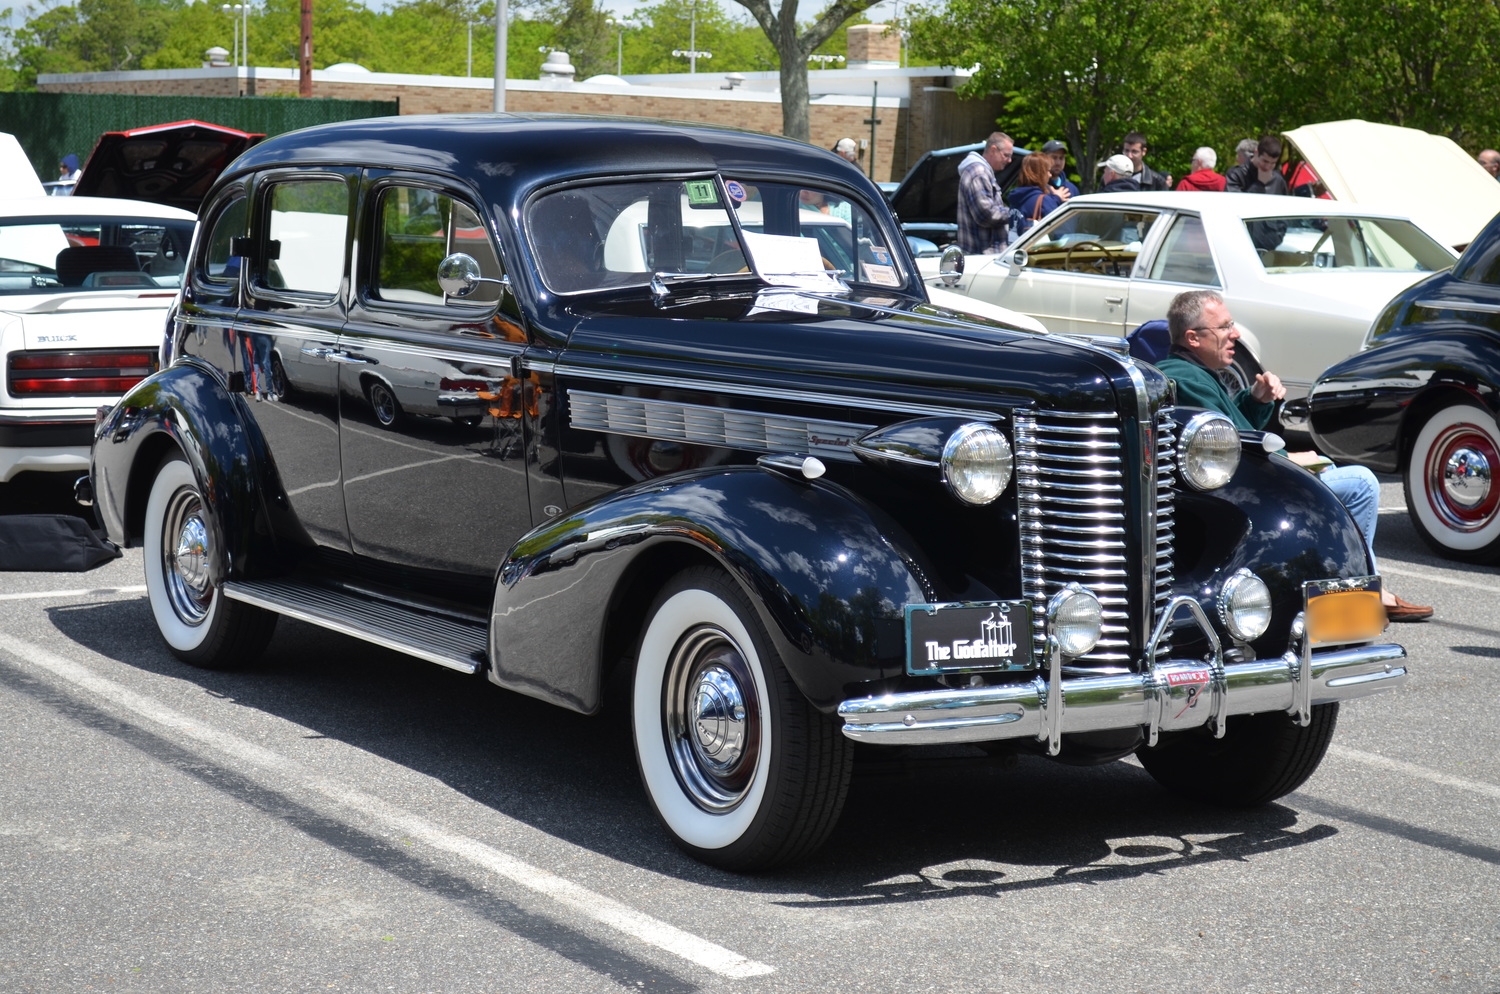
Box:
[1405,403,1500,563]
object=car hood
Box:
[74,120,265,213]
[0,132,45,199]
[1283,120,1500,249]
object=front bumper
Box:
[839,588,1408,750]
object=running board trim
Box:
[223,577,486,675]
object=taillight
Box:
[8,349,159,397]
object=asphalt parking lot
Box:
[0,472,1496,993]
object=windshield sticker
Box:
[724,180,748,204]
[860,263,901,287]
[868,245,892,266]
[684,179,719,206]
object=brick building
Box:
[37,24,1004,183]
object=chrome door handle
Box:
[300,345,333,358]
[325,351,375,365]
[1104,296,1124,305]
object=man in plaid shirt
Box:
[957,132,1014,254]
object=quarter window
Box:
[202,194,247,281]
[260,179,349,295]
[373,187,503,306]
[1023,208,1161,278]
[1147,214,1219,286]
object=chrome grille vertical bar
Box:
[1154,409,1178,656]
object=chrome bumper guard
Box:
[838,592,1408,751]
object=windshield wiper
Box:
[649,270,759,303]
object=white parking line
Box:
[1380,563,1500,593]
[0,585,146,602]
[0,632,774,980]
[1329,744,1500,802]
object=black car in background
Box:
[886,141,1030,250]
[91,115,1405,870]
[1295,209,1500,562]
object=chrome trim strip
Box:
[838,642,1407,745]
[551,363,1005,421]
[1415,297,1500,315]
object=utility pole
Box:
[493,0,507,111]
[863,82,881,180]
[298,0,312,96]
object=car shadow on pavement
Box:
[48,597,1340,895]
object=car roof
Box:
[227,113,880,206]
[0,195,197,221]
[1060,190,1447,223]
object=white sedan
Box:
[0,196,196,483]
[923,191,1457,394]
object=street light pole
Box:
[492,0,507,111]
[467,20,473,77]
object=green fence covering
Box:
[0,92,398,189]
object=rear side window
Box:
[260,179,349,296]
[373,186,503,306]
[1147,214,1219,287]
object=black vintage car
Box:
[90,114,1407,870]
[1292,209,1500,562]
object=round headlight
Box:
[942,423,1013,505]
[1219,568,1272,641]
[1048,584,1102,657]
[1178,411,1240,491]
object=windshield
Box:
[1247,216,1455,272]
[0,216,194,294]
[527,177,904,294]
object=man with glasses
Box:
[956,132,1015,254]
[1154,290,1432,621]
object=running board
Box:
[223,577,487,675]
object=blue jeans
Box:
[1320,464,1380,573]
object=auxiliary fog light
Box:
[1178,411,1240,491]
[1219,568,1272,641]
[942,422,1013,505]
[1048,583,1103,657]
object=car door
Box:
[1125,211,1222,331]
[337,174,532,585]
[235,169,355,552]
[965,205,1160,336]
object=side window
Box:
[201,194,247,282]
[1023,208,1161,277]
[1147,214,1219,287]
[373,186,503,306]
[260,178,349,296]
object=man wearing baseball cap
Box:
[1040,140,1078,200]
[1097,153,1140,193]
[832,137,859,164]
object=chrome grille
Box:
[1015,408,1177,668]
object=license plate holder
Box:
[905,600,1036,676]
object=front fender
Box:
[489,466,930,714]
[91,358,274,582]
[1173,445,1368,658]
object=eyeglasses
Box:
[1190,321,1237,335]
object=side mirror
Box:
[938,244,965,286]
[1009,248,1028,269]
[437,252,509,298]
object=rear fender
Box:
[489,466,931,714]
[91,358,273,582]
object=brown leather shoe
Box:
[1385,594,1433,622]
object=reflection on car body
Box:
[91,115,1407,870]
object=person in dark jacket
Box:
[1097,154,1141,193]
[1122,131,1171,191]
[1225,135,1289,195]
[1154,290,1432,621]
[1040,140,1079,199]
[1009,152,1064,234]
[1176,147,1226,191]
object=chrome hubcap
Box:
[161,486,213,625]
[1442,446,1491,509]
[665,626,760,813]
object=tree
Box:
[907,0,1219,191]
[621,0,775,77]
[729,0,881,142]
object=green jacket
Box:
[1155,351,1275,431]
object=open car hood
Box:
[1283,120,1500,249]
[0,132,45,198]
[74,120,264,214]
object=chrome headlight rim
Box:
[941,421,1014,506]
[1047,582,1103,658]
[1177,410,1241,491]
[1218,567,1272,642]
